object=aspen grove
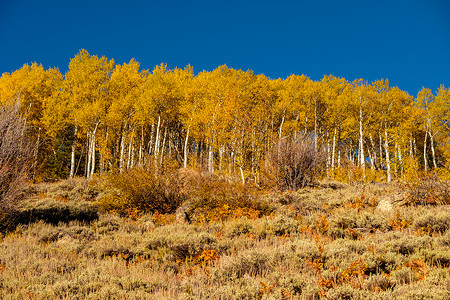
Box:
[1,49,450,183]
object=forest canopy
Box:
[1,49,449,183]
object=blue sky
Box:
[1,0,449,96]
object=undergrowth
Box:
[0,172,449,299]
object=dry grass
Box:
[0,178,449,299]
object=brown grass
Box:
[0,177,449,299]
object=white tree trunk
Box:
[154,115,161,162]
[90,134,95,178]
[119,130,126,173]
[208,143,214,174]
[183,126,190,168]
[430,132,437,169]
[385,128,391,182]
[89,122,99,178]
[279,113,285,139]
[86,133,91,178]
[409,133,414,158]
[331,126,337,169]
[369,134,376,170]
[127,136,133,170]
[159,127,167,167]
[314,97,318,150]
[423,131,428,172]
[70,126,78,178]
[359,100,365,173]
[398,143,403,176]
[138,126,143,166]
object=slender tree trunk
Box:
[89,122,99,178]
[430,131,437,169]
[326,131,330,172]
[398,143,403,177]
[138,126,144,166]
[70,125,78,178]
[148,124,155,156]
[159,127,167,167]
[154,115,161,162]
[304,115,308,134]
[385,128,391,182]
[279,112,285,139]
[240,166,245,185]
[409,134,413,158]
[86,133,91,178]
[100,128,108,174]
[184,126,190,168]
[208,143,214,174]
[379,132,384,168]
[90,134,95,178]
[219,145,224,172]
[394,143,399,178]
[369,134,376,170]
[331,126,337,169]
[359,98,365,180]
[119,129,126,173]
[131,142,135,167]
[230,149,234,175]
[337,150,341,167]
[251,129,256,174]
[423,131,428,172]
[314,97,318,150]
[127,136,133,170]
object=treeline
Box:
[0,49,449,183]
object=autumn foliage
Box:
[1,50,450,185]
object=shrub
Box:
[266,215,299,236]
[33,177,99,202]
[413,211,450,234]
[187,175,272,223]
[18,199,99,226]
[219,248,272,278]
[0,101,33,231]
[265,134,326,190]
[145,224,217,261]
[403,174,450,205]
[96,168,185,215]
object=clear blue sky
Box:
[1,0,449,96]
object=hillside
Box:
[0,175,449,299]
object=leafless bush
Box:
[266,135,326,190]
[0,101,33,229]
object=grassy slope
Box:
[0,179,449,299]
